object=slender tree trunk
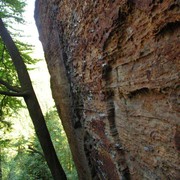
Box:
[0,18,67,180]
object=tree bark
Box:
[0,18,66,180]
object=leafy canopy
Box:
[0,0,26,23]
[0,0,37,121]
[0,0,38,155]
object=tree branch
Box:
[0,90,29,97]
[28,145,44,157]
[0,78,21,92]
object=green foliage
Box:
[1,108,78,180]
[45,108,78,179]
[0,0,26,24]
[0,1,78,179]
[0,1,45,179]
[0,0,38,131]
[3,136,52,180]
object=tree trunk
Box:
[0,18,66,180]
[35,0,180,179]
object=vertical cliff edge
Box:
[35,0,180,179]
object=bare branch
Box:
[0,78,21,92]
[0,90,29,97]
[28,145,44,157]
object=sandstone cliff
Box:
[35,0,180,179]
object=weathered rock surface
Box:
[35,0,180,179]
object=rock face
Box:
[35,0,180,179]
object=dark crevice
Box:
[84,132,99,179]
[168,3,180,11]
[128,87,150,99]
[174,128,180,152]
[155,21,180,36]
